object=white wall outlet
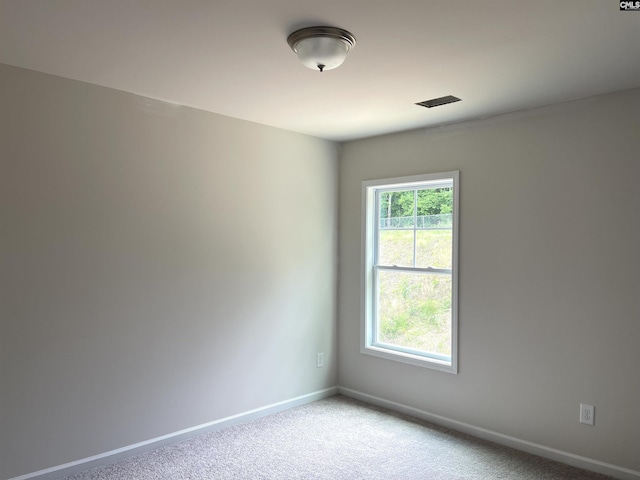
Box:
[316,352,324,368]
[580,403,595,425]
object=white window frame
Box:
[361,171,459,373]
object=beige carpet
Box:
[59,395,614,480]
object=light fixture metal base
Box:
[287,26,356,52]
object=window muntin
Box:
[362,172,459,373]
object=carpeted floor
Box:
[59,395,614,480]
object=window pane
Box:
[417,187,453,216]
[379,190,415,229]
[415,228,452,269]
[376,270,452,357]
[378,229,414,266]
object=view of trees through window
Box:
[376,187,453,358]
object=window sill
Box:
[361,344,457,374]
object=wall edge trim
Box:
[337,386,640,480]
[7,386,339,480]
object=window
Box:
[361,171,459,373]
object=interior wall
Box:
[338,88,640,472]
[0,63,338,479]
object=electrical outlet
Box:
[580,403,595,425]
[316,353,324,368]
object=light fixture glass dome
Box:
[287,26,356,72]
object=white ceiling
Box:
[1,0,639,142]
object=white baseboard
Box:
[337,386,640,480]
[8,386,338,480]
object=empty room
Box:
[1,1,639,479]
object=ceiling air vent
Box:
[416,95,461,108]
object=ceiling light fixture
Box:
[287,26,356,72]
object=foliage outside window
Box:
[361,172,459,373]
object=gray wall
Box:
[0,63,338,479]
[2,60,639,479]
[338,89,640,472]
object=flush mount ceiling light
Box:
[287,26,356,72]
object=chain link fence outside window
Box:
[380,214,452,230]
